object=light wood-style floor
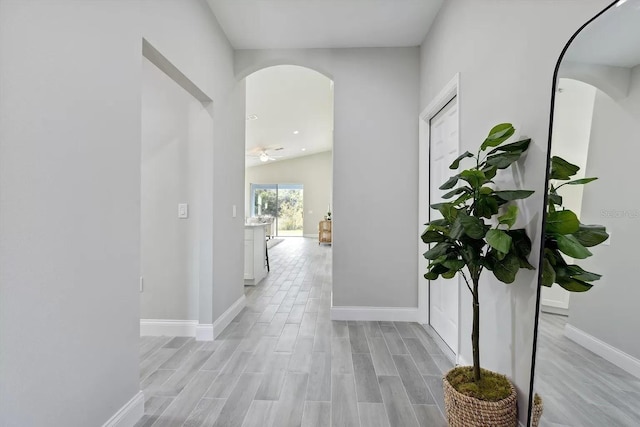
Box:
[535,313,640,427]
[136,237,450,427]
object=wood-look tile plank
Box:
[276,323,299,352]
[205,351,253,398]
[212,373,264,427]
[288,336,314,373]
[348,323,370,354]
[271,372,309,427]
[200,338,242,371]
[413,404,446,427]
[378,375,420,427]
[368,337,398,376]
[299,312,317,338]
[264,312,289,336]
[183,398,225,427]
[331,374,360,427]
[331,320,349,338]
[306,351,331,402]
[404,338,441,376]
[154,350,215,396]
[379,322,408,355]
[392,354,433,404]
[255,352,291,400]
[352,353,383,403]
[331,337,354,374]
[151,370,218,427]
[241,400,278,427]
[301,401,331,427]
[358,402,391,427]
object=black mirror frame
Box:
[526,1,621,425]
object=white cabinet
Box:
[244,224,267,286]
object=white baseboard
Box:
[565,323,640,380]
[140,319,197,337]
[212,295,246,338]
[541,304,569,316]
[195,324,214,341]
[330,306,419,322]
[102,391,144,427]
[303,233,319,238]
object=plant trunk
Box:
[472,276,481,382]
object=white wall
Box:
[418,0,610,423]
[246,151,333,236]
[140,57,210,320]
[142,0,246,328]
[568,66,640,360]
[236,47,421,309]
[0,0,244,425]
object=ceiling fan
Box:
[246,146,284,162]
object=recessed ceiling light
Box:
[293,130,299,135]
[301,148,306,151]
[247,114,258,121]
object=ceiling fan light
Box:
[259,153,269,162]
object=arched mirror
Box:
[529,1,640,426]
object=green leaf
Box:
[508,229,535,269]
[488,138,531,154]
[449,151,474,169]
[550,156,580,180]
[573,224,609,247]
[486,229,513,254]
[459,170,488,188]
[482,166,498,180]
[481,123,515,150]
[475,195,499,219]
[548,193,563,206]
[492,253,521,284]
[556,277,593,292]
[442,270,457,279]
[546,210,579,234]
[566,265,602,282]
[443,259,466,271]
[439,175,459,190]
[459,214,487,239]
[498,205,518,229]
[486,152,522,169]
[424,272,439,280]
[442,187,471,200]
[423,242,453,260]
[556,234,592,259]
[564,177,598,186]
[541,257,556,287]
[494,190,535,201]
[421,230,446,244]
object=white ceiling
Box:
[565,0,640,68]
[245,65,333,167]
[206,0,445,49]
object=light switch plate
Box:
[178,203,189,219]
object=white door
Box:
[429,97,459,354]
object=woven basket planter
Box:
[531,395,543,427]
[443,370,518,427]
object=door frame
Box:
[418,73,461,362]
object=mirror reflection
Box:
[532,1,640,426]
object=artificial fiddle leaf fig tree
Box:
[422,123,535,385]
[542,156,609,291]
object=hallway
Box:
[136,238,449,427]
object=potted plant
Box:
[533,156,608,427]
[422,123,535,427]
[541,155,609,291]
